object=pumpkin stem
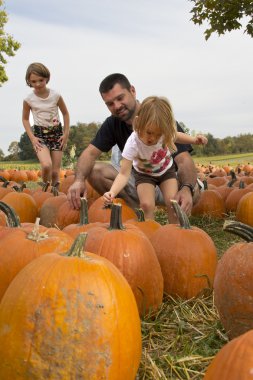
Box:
[239,180,245,189]
[171,200,191,229]
[223,220,253,242]
[0,176,8,183]
[203,179,208,190]
[27,218,49,241]
[0,201,21,227]
[42,182,50,192]
[67,232,87,258]
[77,197,89,225]
[12,185,22,192]
[109,203,125,230]
[227,171,237,187]
[134,208,145,222]
[51,186,59,196]
[1,180,10,188]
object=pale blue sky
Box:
[1,0,252,154]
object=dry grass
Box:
[138,294,227,379]
[136,211,242,379]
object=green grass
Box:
[193,152,253,166]
[0,160,40,170]
[1,151,253,170]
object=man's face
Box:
[101,83,137,124]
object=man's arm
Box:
[174,151,198,215]
[67,144,101,209]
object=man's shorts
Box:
[33,124,63,151]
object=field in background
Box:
[1,152,253,171]
[0,160,41,170]
[193,152,253,166]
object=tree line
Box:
[0,122,252,163]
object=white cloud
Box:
[0,1,252,155]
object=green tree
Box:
[8,140,19,159]
[190,0,253,40]
[18,132,37,160]
[0,0,21,85]
[0,148,4,160]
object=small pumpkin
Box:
[88,196,136,223]
[236,191,253,227]
[62,197,101,238]
[126,208,161,240]
[191,180,226,219]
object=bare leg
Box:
[160,179,178,224]
[36,146,52,183]
[88,162,139,208]
[50,150,63,186]
[136,183,156,219]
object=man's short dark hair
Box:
[99,73,131,94]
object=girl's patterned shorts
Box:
[33,124,63,151]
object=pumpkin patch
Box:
[0,162,253,378]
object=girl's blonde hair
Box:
[25,62,50,87]
[134,96,177,152]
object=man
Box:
[67,73,199,214]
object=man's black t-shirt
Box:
[91,116,193,158]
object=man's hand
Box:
[174,186,193,216]
[103,191,115,206]
[67,180,87,209]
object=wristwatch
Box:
[179,183,195,197]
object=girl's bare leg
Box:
[36,146,52,183]
[50,150,63,186]
[137,183,156,220]
[160,179,178,224]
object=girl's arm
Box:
[103,158,133,204]
[175,132,208,145]
[58,96,70,149]
[22,101,43,151]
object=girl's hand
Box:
[103,192,115,206]
[31,137,43,152]
[59,134,69,150]
[195,135,208,145]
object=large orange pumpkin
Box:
[0,233,142,379]
[150,200,218,299]
[84,203,163,317]
[214,220,253,339]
